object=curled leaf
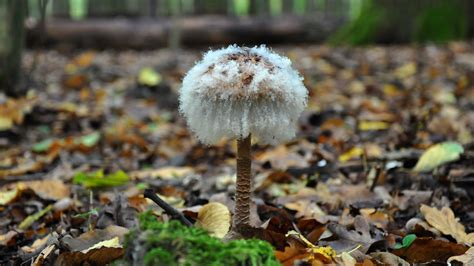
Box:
[414,142,464,172]
[195,202,230,238]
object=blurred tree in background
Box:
[331,0,472,45]
[1,0,474,96]
[0,0,27,96]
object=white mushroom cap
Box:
[179,45,308,145]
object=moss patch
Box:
[122,212,279,266]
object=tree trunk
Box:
[0,0,26,96]
[27,15,344,49]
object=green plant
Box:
[413,2,467,43]
[329,0,384,45]
[123,212,279,266]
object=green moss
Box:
[123,212,279,266]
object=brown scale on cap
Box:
[202,50,281,99]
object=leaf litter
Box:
[0,43,473,264]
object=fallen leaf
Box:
[72,51,96,67]
[32,244,55,266]
[129,166,194,180]
[358,121,390,131]
[448,246,474,265]
[413,142,464,172]
[0,95,37,130]
[339,147,364,162]
[340,252,356,266]
[32,139,54,152]
[19,179,70,201]
[195,202,230,238]
[73,170,129,188]
[0,231,18,246]
[56,247,124,265]
[321,216,380,253]
[0,187,20,205]
[392,237,468,263]
[420,204,474,245]
[81,236,121,253]
[275,246,309,266]
[61,225,129,252]
[77,132,101,147]
[138,67,162,86]
[286,230,336,263]
[21,234,51,253]
[395,62,417,79]
[370,252,410,266]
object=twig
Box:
[144,189,193,227]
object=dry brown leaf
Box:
[129,166,194,180]
[195,202,230,238]
[0,231,18,246]
[19,179,70,201]
[0,94,37,130]
[21,235,51,253]
[448,246,474,265]
[420,204,474,245]
[392,237,468,263]
[32,244,55,266]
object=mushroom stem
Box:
[234,134,252,230]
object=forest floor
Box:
[1,42,474,265]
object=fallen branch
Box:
[143,188,193,227]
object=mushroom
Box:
[179,45,308,237]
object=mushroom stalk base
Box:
[233,134,252,230]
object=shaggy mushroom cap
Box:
[179,45,308,145]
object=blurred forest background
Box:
[1,0,474,94]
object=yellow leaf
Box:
[414,142,464,172]
[195,202,230,238]
[358,121,390,131]
[395,62,417,79]
[0,117,13,131]
[81,236,121,253]
[420,204,474,245]
[73,51,96,68]
[0,187,20,205]
[340,252,356,266]
[448,247,474,265]
[309,246,336,261]
[339,147,364,162]
[138,67,162,87]
[130,166,194,180]
[286,230,336,261]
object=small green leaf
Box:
[78,132,101,147]
[136,183,149,190]
[32,139,54,152]
[138,67,162,87]
[394,234,416,249]
[413,141,464,172]
[73,170,129,188]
